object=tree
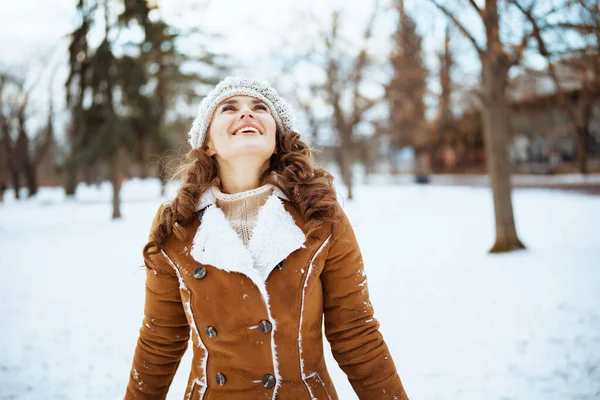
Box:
[322,3,381,199]
[64,0,95,196]
[512,0,600,174]
[428,0,529,252]
[438,26,456,140]
[0,73,55,199]
[64,0,227,217]
[385,0,428,176]
[0,75,19,199]
[117,0,225,194]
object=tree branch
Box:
[428,0,484,57]
[508,30,535,68]
[510,0,581,126]
[350,0,379,128]
[352,96,378,127]
[467,0,482,16]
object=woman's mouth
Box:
[233,126,262,136]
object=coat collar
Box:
[190,186,306,283]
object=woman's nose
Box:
[239,109,255,119]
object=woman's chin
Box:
[226,146,273,160]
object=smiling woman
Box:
[204,96,278,192]
[123,76,408,400]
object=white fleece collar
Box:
[190,186,306,283]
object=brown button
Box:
[215,372,226,386]
[258,320,272,333]
[205,326,217,338]
[262,373,276,389]
[193,266,207,279]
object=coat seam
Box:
[297,234,332,399]
[161,249,209,400]
[316,372,333,400]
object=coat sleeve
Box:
[321,207,409,400]
[124,206,190,399]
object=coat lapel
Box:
[190,186,306,282]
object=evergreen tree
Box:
[118,0,226,191]
[64,0,227,216]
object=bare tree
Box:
[321,3,381,199]
[428,0,529,252]
[438,26,456,138]
[0,73,55,199]
[291,84,325,148]
[0,75,20,199]
[512,0,600,174]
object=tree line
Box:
[1,0,598,253]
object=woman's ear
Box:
[205,137,217,156]
[206,146,217,156]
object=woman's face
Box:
[206,95,277,163]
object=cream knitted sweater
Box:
[211,183,274,246]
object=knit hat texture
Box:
[187,76,296,149]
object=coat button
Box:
[275,261,284,270]
[193,266,207,279]
[262,374,276,389]
[258,320,272,333]
[205,326,217,338]
[215,372,226,386]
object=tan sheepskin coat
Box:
[125,187,408,400]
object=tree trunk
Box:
[481,62,525,253]
[389,148,399,176]
[338,136,354,200]
[159,161,167,197]
[23,159,38,197]
[139,136,148,179]
[110,157,122,219]
[359,140,373,184]
[576,127,589,175]
[11,169,20,200]
[64,159,77,197]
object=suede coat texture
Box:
[125,188,408,400]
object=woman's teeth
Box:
[234,127,260,135]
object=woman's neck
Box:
[217,159,270,194]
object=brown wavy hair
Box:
[144,128,340,260]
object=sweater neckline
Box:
[211,183,274,203]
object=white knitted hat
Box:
[187,76,296,149]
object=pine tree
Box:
[64,0,227,216]
[117,0,226,192]
[64,0,95,196]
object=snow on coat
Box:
[124,188,408,400]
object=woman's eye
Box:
[255,104,267,111]
[221,105,235,112]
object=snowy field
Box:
[1,178,599,400]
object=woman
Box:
[125,77,408,400]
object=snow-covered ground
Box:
[1,179,599,400]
